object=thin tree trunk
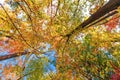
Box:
[0,51,29,61]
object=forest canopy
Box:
[0,0,120,80]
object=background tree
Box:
[0,0,120,80]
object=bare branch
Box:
[0,51,30,61]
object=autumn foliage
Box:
[0,0,120,80]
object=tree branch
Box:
[0,51,30,61]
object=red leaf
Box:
[110,62,120,80]
[105,15,119,31]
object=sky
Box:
[0,0,4,4]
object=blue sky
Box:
[0,50,56,80]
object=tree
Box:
[0,0,120,80]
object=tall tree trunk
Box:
[68,0,120,36]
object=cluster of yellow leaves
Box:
[117,6,120,14]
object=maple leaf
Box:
[110,74,120,80]
[105,15,119,31]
